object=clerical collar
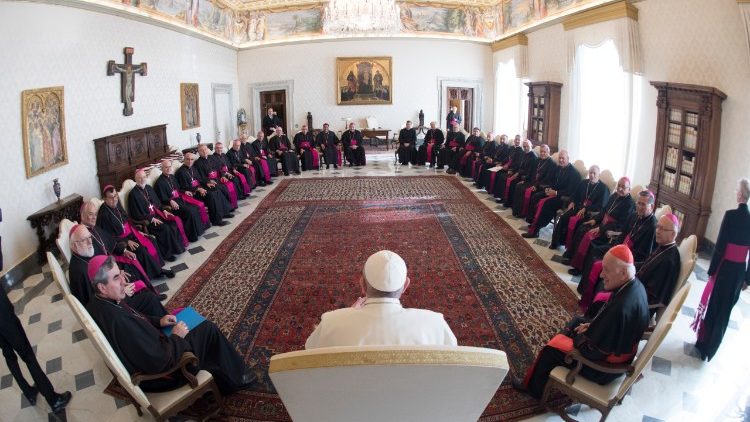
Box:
[364,298,401,306]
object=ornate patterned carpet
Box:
[168,176,579,421]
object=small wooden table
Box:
[362,129,391,150]
[27,194,83,264]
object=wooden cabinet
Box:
[648,82,726,247]
[525,81,562,151]
[94,124,170,192]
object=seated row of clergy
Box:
[466,135,684,317]
[396,121,479,173]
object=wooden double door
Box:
[260,90,288,135]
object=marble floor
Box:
[1,152,748,422]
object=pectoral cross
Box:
[107,47,147,116]
[148,204,155,214]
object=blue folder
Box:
[162,306,206,337]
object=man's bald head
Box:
[134,169,147,187]
[655,214,679,246]
[601,249,635,291]
[198,145,209,158]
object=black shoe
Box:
[561,258,572,266]
[49,391,72,414]
[164,255,177,262]
[225,213,235,218]
[23,387,38,406]
[326,165,330,169]
[568,269,582,276]
[334,165,338,169]
[295,171,301,175]
[157,293,168,301]
[161,269,176,279]
[349,164,354,167]
[284,172,290,176]
[216,221,230,227]
[266,180,273,185]
[522,232,538,239]
[549,243,559,250]
[429,164,435,168]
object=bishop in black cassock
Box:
[341,123,366,167]
[512,146,555,218]
[550,167,610,249]
[228,138,259,187]
[212,142,251,198]
[176,154,231,226]
[128,171,187,261]
[293,125,319,171]
[458,128,484,177]
[439,125,466,173]
[86,256,249,395]
[524,151,582,237]
[195,145,237,209]
[496,140,535,203]
[249,134,278,180]
[154,171,206,243]
[472,134,502,187]
[269,129,301,175]
[316,123,341,169]
[262,109,282,137]
[417,123,444,167]
[397,121,417,166]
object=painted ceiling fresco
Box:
[78,0,613,47]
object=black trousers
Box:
[0,290,57,404]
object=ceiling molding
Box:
[739,0,750,3]
[490,34,527,52]
[563,0,638,31]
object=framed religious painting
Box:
[336,57,392,105]
[180,83,200,130]
[21,86,68,178]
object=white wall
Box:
[237,39,494,134]
[0,2,238,274]
[635,0,750,242]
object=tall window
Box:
[494,59,527,139]
[569,39,641,177]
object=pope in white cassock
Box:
[305,250,458,349]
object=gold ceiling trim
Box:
[563,0,638,31]
[490,33,527,52]
[226,0,324,12]
[400,0,499,7]
[738,0,750,3]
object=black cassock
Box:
[87,224,162,286]
[175,165,230,225]
[396,128,417,165]
[459,135,484,177]
[68,253,166,316]
[512,156,555,218]
[496,148,535,203]
[695,203,750,360]
[127,185,186,260]
[240,141,267,184]
[86,296,247,394]
[438,131,466,170]
[262,114,282,136]
[525,277,649,398]
[526,164,582,235]
[341,129,366,166]
[417,129,444,166]
[154,174,205,242]
[316,130,341,167]
[253,139,279,177]
[473,140,500,186]
[551,179,610,248]
[637,244,681,309]
[96,202,165,269]
[293,132,318,171]
[194,157,235,208]
[227,147,257,187]
[269,135,300,175]
[210,154,249,199]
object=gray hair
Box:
[738,178,750,202]
[638,190,655,205]
[90,256,116,288]
[588,165,600,173]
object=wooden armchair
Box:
[541,282,691,422]
[120,179,151,233]
[647,234,696,332]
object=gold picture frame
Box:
[336,57,392,105]
[21,86,68,179]
[180,83,200,130]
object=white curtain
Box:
[566,17,643,75]
[493,45,529,138]
[741,3,750,65]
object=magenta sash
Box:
[571,230,596,270]
[311,148,320,169]
[337,149,342,167]
[566,215,582,250]
[259,159,272,182]
[113,255,150,283]
[489,172,497,192]
[602,214,616,226]
[579,259,604,310]
[426,144,434,162]
[350,140,357,146]
[279,143,288,151]
[221,180,238,208]
[459,152,471,167]
[522,186,534,217]
[247,165,257,186]
[472,161,481,179]
[208,170,218,179]
[180,193,209,226]
[300,141,311,149]
[623,234,634,249]
[121,222,160,265]
[449,141,459,148]
[692,243,750,337]
[529,195,554,233]
[235,171,251,195]
[153,208,189,248]
[191,179,199,188]
[465,145,476,152]
[221,165,229,173]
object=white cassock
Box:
[305,298,457,349]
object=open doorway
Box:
[447,87,473,132]
[260,89,287,135]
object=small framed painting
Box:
[180,83,200,130]
[22,86,68,178]
[336,57,392,105]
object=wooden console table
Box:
[27,194,83,263]
[362,129,391,150]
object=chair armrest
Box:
[131,352,200,388]
[129,218,150,234]
[562,349,633,385]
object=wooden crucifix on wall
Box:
[107,47,147,116]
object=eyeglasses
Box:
[656,225,674,231]
[72,236,93,244]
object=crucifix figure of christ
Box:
[107,47,147,116]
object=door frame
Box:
[437,77,483,131]
[249,80,294,136]
[211,83,234,142]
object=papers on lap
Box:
[162,306,206,336]
[488,167,503,172]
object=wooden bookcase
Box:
[648,82,726,247]
[525,81,562,152]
